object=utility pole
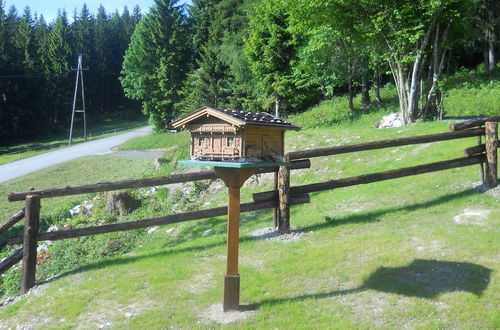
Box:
[68,54,89,145]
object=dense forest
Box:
[0,1,142,143]
[1,0,498,142]
[121,0,498,130]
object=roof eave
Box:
[170,106,246,128]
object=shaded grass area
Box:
[0,116,148,165]
[0,154,155,297]
[0,106,498,328]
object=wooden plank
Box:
[226,186,240,276]
[272,172,278,227]
[7,194,310,245]
[0,208,25,235]
[449,116,500,131]
[287,129,484,160]
[8,159,311,201]
[464,144,486,157]
[278,155,290,234]
[0,248,23,275]
[21,195,40,294]
[485,122,498,187]
[253,155,486,202]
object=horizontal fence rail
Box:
[254,155,486,202]
[6,194,310,245]
[8,159,310,201]
[0,208,25,235]
[449,115,500,132]
[287,128,484,160]
[0,248,23,275]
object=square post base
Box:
[223,274,240,312]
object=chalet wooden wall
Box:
[243,127,284,160]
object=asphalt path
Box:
[0,126,152,183]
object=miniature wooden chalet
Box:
[170,106,300,162]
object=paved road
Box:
[0,126,152,183]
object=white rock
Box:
[48,225,58,232]
[147,226,159,234]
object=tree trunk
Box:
[347,62,355,115]
[361,65,371,109]
[373,66,383,106]
[486,29,496,71]
[274,95,280,117]
[422,24,450,119]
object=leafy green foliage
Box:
[120,0,190,130]
[440,68,500,116]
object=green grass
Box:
[440,68,500,117]
[118,131,190,151]
[0,116,148,165]
[0,103,498,328]
[288,84,400,129]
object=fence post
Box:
[278,155,290,234]
[485,122,498,187]
[21,195,40,294]
[273,172,278,228]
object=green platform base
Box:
[178,159,290,168]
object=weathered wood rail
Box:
[0,159,311,286]
[8,159,310,201]
[6,194,310,245]
[272,116,498,234]
[1,116,497,295]
[0,208,25,235]
[287,128,484,160]
[254,155,486,202]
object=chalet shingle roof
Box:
[170,106,300,131]
[217,108,300,130]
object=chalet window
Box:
[227,137,235,147]
[199,137,206,146]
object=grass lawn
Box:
[0,103,498,328]
[0,116,148,165]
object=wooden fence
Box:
[0,116,497,295]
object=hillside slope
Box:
[0,106,498,328]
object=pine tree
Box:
[39,10,72,124]
[121,0,189,129]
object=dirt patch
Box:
[250,227,303,243]
[198,303,256,325]
[454,208,491,225]
[185,273,215,294]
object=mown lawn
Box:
[0,106,498,328]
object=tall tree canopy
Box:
[120,0,189,129]
[0,3,141,143]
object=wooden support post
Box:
[478,135,485,184]
[214,167,255,312]
[278,155,290,234]
[21,195,40,294]
[485,122,498,187]
[272,172,278,228]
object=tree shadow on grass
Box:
[254,259,492,308]
[38,188,480,284]
[300,188,478,233]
